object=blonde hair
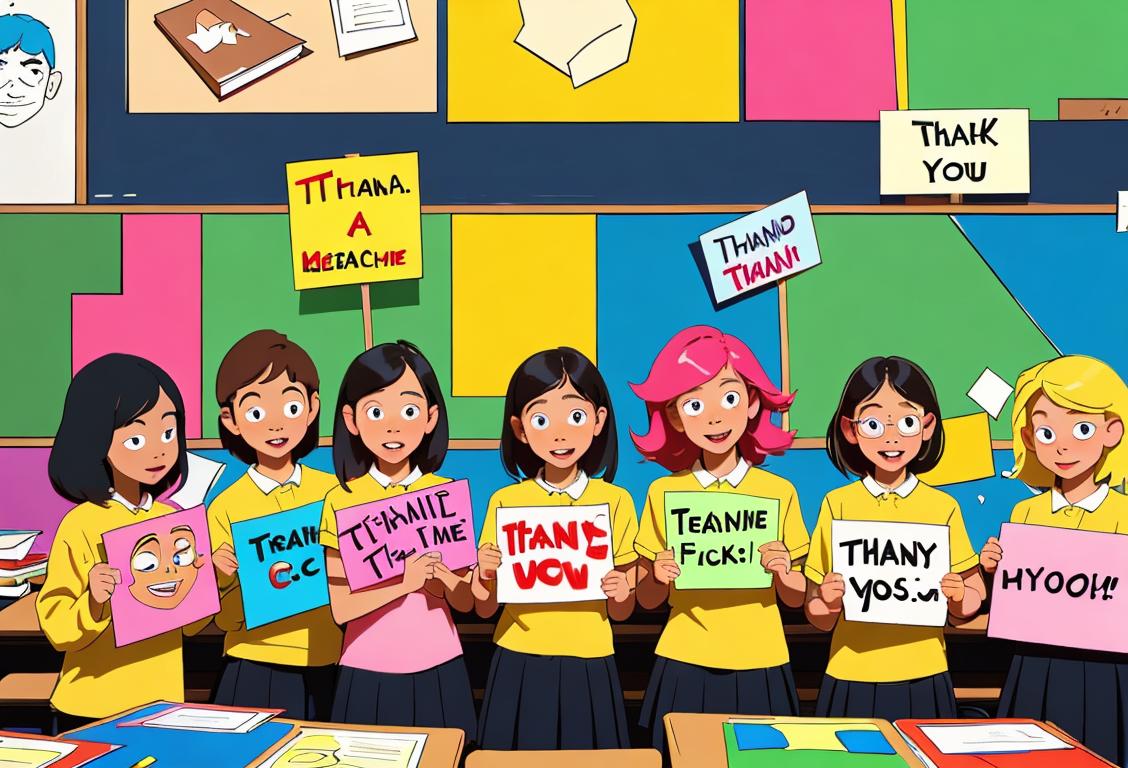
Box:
[1010,355,1127,488]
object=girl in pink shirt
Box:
[319,341,475,737]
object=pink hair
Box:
[630,326,795,472]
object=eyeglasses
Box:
[850,414,924,439]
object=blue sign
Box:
[232,502,329,629]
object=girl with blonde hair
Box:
[981,355,1127,765]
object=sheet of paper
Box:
[259,728,426,768]
[1118,191,1128,233]
[918,723,1070,754]
[330,0,416,57]
[515,0,636,87]
[138,705,276,733]
[966,367,1014,419]
[0,531,39,561]
[0,735,74,768]
[167,452,225,509]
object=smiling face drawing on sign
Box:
[127,525,204,610]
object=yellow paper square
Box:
[920,412,996,486]
[287,153,423,291]
[452,215,597,396]
[448,0,740,122]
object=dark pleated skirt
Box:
[640,657,799,753]
[331,656,477,742]
[815,672,957,721]
[478,647,630,751]
[212,657,336,721]
[998,647,1128,767]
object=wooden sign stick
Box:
[345,153,375,349]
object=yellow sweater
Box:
[207,466,342,667]
[37,498,187,718]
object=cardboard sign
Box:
[495,504,613,604]
[831,519,950,627]
[879,109,1030,195]
[988,523,1128,653]
[103,506,220,646]
[286,152,423,291]
[663,491,780,590]
[336,479,476,591]
[232,503,328,629]
[695,191,821,305]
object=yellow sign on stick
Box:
[286,152,423,291]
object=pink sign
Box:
[102,505,220,647]
[336,479,477,591]
[988,522,1128,653]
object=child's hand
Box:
[653,550,681,585]
[212,543,239,577]
[818,573,845,612]
[88,563,122,604]
[430,561,463,591]
[601,570,632,602]
[758,541,791,577]
[403,552,441,592]
[980,537,1003,574]
[477,543,502,580]
[941,572,965,603]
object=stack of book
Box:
[0,530,46,598]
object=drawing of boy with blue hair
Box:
[0,13,62,128]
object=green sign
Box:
[664,491,780,590]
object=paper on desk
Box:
[330,0,417,57]
[0,735,75,768]
[918,723,1070,754]
[167,452,225,509]
[123,704,280,733]
[515,0,636,88]
[259,728,427,768]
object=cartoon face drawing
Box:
[127,525,204,609]
[0,15,63,129]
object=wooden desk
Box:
[67,705,465,768]
[0,593,39,636]
[663,713,925,768]
[467,749,661,768]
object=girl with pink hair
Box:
[631,326,810,753]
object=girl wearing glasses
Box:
[803,357,986,720]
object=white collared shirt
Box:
[110,491,154,512]
[692,458,750,489]
[535,470,589,501]
[862,473,919,499]
[247,464,302,494]
[1051,483,1110,513]
[370,464,423,489]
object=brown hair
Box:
[216,330,320,465]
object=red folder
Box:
[0,730,118,767]
[895,719,1114,768]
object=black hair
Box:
[333,340,448,489]
[49,354,189,505]
[826,356,945,479]
[500,347,619,482]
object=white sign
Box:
[1118,191,1127,233]
[880,109,1030,195]
[832,519,950,627]
[495,504,613,604]
[696,191,822,305]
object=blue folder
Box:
[66,702,295,768]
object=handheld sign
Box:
[286,151,423,291]
[102,506,221,647]
[879,108,1030,195]
[336,479,476,591]
[232,503,328,629]
[831,519,949,627]
[663,491,779,590]
[495,504,613,604]
[695,190,821,305]
[988,523,1128,653]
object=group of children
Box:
[34,326,1128,764]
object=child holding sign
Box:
[472,348,639,750]
[804,357,986,721]
[631,327,809,754]
[37,354,192,731]
[981,355,1128,765]
[205,331,341,719]
[318,342,476,738]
